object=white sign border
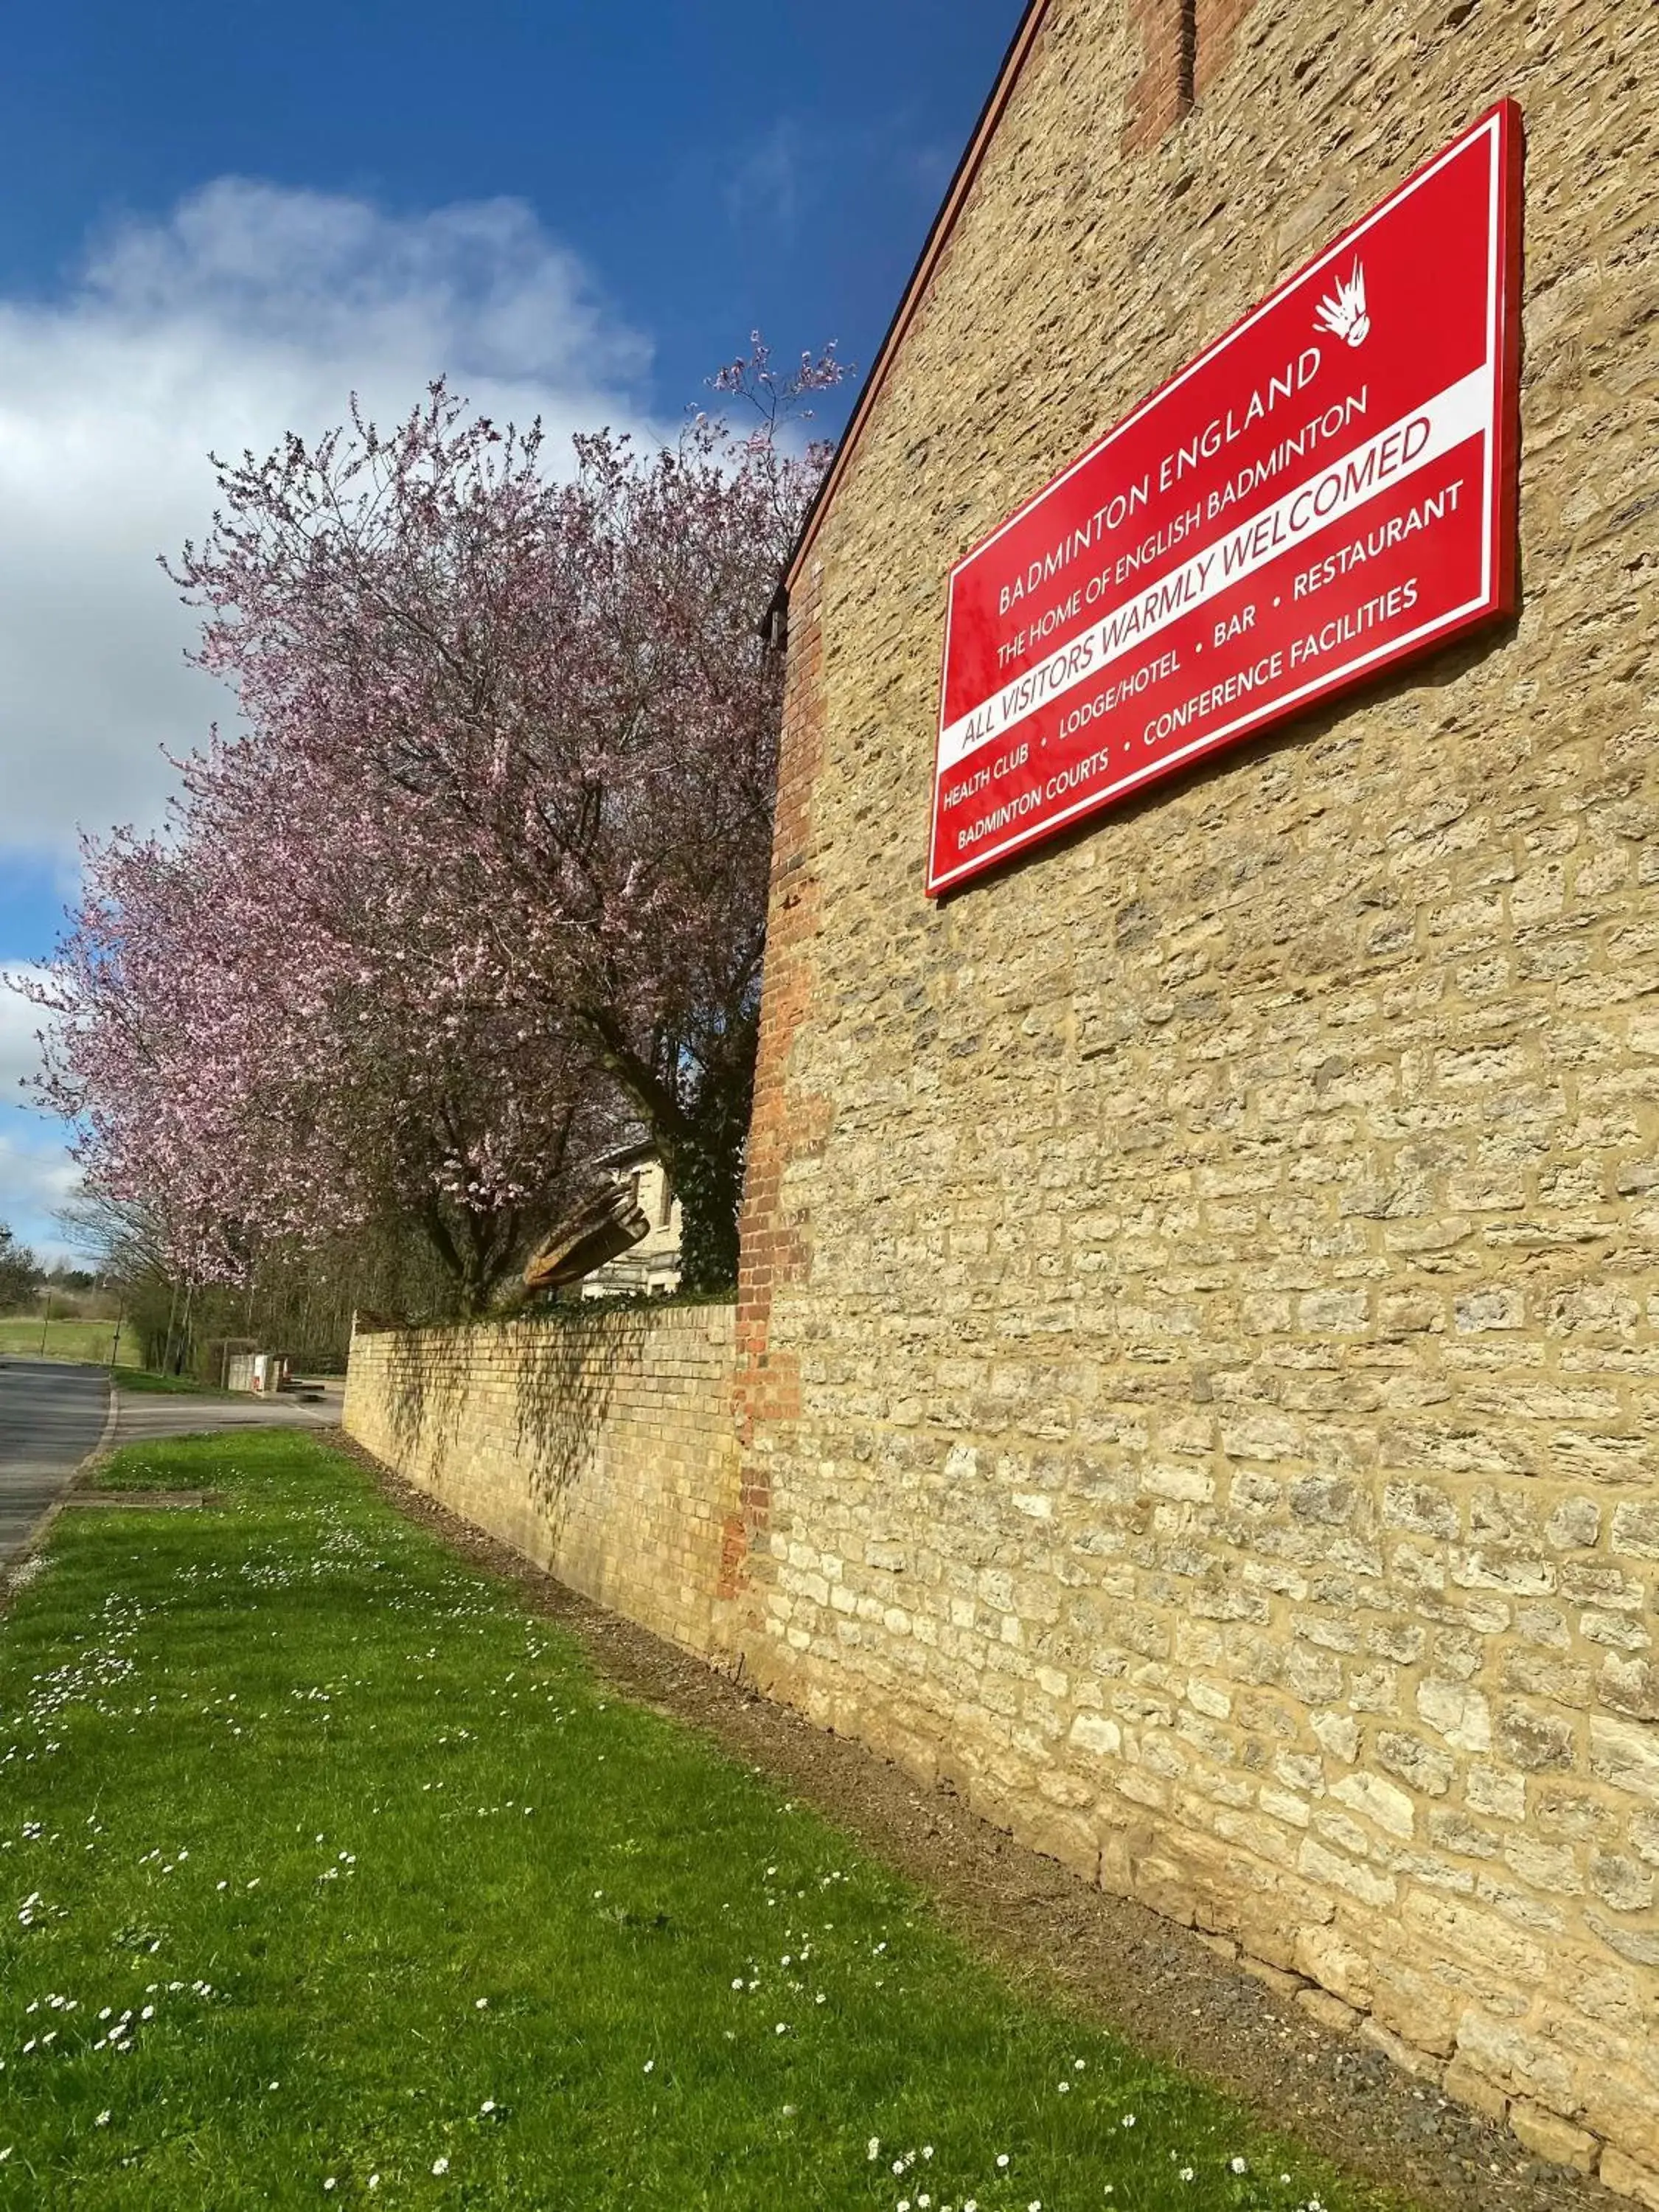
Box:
[928,104,1514,897]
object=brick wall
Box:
[733,554,832,1606]
[344,1304,740,1658]
[737,0,1659,2192]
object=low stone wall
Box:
[344,1304,740,1658]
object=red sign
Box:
[928,102,1523,896]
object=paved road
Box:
[111,1378,344,1449]
[0,1360,110,1562]
[1,1363,347,1564]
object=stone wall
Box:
[345,1304,740,1658]
[736,0,1659,2194]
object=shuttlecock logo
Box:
[1314,261,1370,347]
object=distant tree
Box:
[57,1194,459,1374]
[0,1223,40,1312]
[54,1194,168,1287]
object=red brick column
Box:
[1121,0,1194,155]
[723,557,828,1612]
[1123,0,1257,152]
[1194,0,1253,99]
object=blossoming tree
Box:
[35,742,614,1313]
[27,341,841,1310]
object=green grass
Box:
[0,1318,123,1364]
[0,1323,229,1390]
[110,1367,232,1398]
[0,1433,1407,2212]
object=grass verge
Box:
[110,1367,233,1398]
[0,1326,232,1389]
[0,1433,1410,2211]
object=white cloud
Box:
[0,1116,80,1262]
[0,969,78,1254]
[723,121,806,233]
[0,180,658,1250]
[0,177,655,860]
[0,966,49,1101]
[0,1123,77,1214]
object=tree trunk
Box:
[655,1022,756,1296]
[574,998,759,1297]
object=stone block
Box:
[1416,1677,1492,1751]
[1457,2007,1579,2109]
[1601,1657,1659,1724]
[1404,1895,1547,1985]
[1238,1955,1305,2000]
[1602,2150,1659,2210]
[1507,2101,1599,2175]
[1443,2057,1509,2126]
[1296,1986,1363,2032]
[1545,1497,1603,1551]
[1592,1717,1659,1806]
[1294,1924,1374,2010]
[1358,2018,1444,2082]
[1369,1961,1459,2059]
[1495,1704,1578,1774]
[1611,1504,1659,1562]
[1375,1731,1455,1796]
[1330,1770,1416,1840]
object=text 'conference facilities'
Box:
[928,102,1523,896]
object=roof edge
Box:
[779,0,1056,600]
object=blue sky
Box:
[0,0,1023,1260]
